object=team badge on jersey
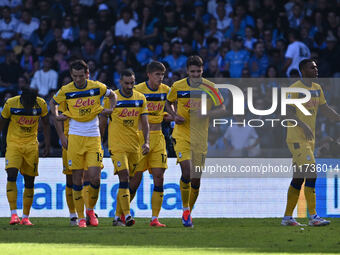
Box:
[117,161,121,167]
[135,101,140,107]
[32,109,37,115]
[68,160,72,166]
[307,155,311,161]
[179,152,182,158]
[5,159,8,166]
[90,89,94,96]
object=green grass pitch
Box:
[0,218,339,255]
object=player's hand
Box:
[56,114,68,121]
[301,123,314,140]
[60,135,68,150]
[174,115,185,124]
[43,145,50,157]
[163,113,173,122]
[142,142,150,155]
[101,108,113,117]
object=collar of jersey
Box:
[146,81,158,91]
[300,79,313,88]
[74,80,87,89]
[119,89,133,98]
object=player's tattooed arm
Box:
[319,103,340,122]
[286,105,313,140]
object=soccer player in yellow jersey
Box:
[100,69,149,227]
[166,56,225,227]
[129,61,172,227]
[0,88,50,225]
[53,102,78,225]
[50,60,116,228]
[282,59,340,226]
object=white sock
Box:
[70,213,77,219]
[22,214,29,219]
[114,216,120,221]
[125,214,131,220]
[183,207,190,211]
[11,210,17,215]
[152,216,157,221]
[87,208,93,211]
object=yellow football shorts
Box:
[287,140,315,167]
[172,137,206,167]
[136,130,168,173]
[110,151,140,176]
[5,141,39,176]
[67,134,103,170]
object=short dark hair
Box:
[21,88,38,108]
[186,55,203,68]
[120,69,135,80]
[299,59,315,72]
[70,59,88,72]
[146,61,166,73]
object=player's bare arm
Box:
[99,114,108,142]
[0,116,9,132]
[53,116,68,149]
[286,105,313,140]
[102,89,117,116]
[165,100,184,124]
[49,99,68,121]
[41,115,50,157]
[141,114,150,155]
[319,103,340,122]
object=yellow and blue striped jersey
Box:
[286,80,326,142]
[167,77,224,142]
[53,80,108,122]
[1,95,48,143]
[134,81,170,124]
[104,89,148,153]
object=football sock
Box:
[6,181,17,211]
[180,176,190,209]
[65,185,75,214]
[118,182,130,216]
[189,183,200,212]
[83,181,90,209]
[151,186,164,218]
[284,184,300,216]
[304,180,316,216]
[23,188,34,216]
[72,185,85,219]
[88,183,100,209]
